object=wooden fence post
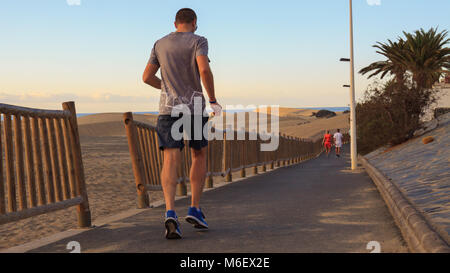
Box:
[270,141,275,169]
[252,129,258,175]
[282,134,288,167]
[285,136,289,165]
[0,115,4,215]
[46,118,63,202]
[286,135,290,165]
[276,134,281,167]
[4,114,16,213]
[13,115,27,210]
[240,128,246,178]
[205,136,213,188]
[54,118,70,200]
[31,117,47,205]
[22,116,37,208]
[293,137,297,163]
[39,117,55,204]
[224,127,232,182]
[261,132,267,172]
[62,102,92,227]
[123,112,149,209]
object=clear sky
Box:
[1,0,449,113]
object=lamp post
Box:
[340,0,358,171]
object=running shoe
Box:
[165,210,182,239]
[185,207,209,229]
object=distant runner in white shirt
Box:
[333,129,343,158]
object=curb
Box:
[360,156,450,253]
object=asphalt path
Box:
[31,145,407,253]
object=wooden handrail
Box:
[0,101,91,228]
[0,197,83,225]
[0,103,70,118]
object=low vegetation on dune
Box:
[313,110,337,119]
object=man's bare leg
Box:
[189,147,207,208]
[161,148,181,211]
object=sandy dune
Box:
[77,108,349,140]
[255,107,318,118]
[279,112,350,140]
[257,107,350,140]
[78,113,158,137]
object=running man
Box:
[322,130,333,157]
[333,129,344,158]
[142,8,222,239]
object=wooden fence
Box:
[123,112,331,208]
[0,102,91,228]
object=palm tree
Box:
[359,27,450,89]
[402,28,450,88]
[359,39,408,84]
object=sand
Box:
[280,112,350,140]
[257,107,350,140]
[78,113,159,137]
[77,108,350,140]
[0,108,350,250]
[255,107,318,118]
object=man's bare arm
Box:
[143,63,161,89]
[196,55,216,102]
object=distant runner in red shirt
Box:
[322,130,333,157]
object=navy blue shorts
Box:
[156,115,209,151]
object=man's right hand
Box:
[210,102,222,117]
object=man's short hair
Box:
[176,8,197,24]
[337,129,340,132]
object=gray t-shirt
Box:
[149,32,208,115]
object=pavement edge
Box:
[360,155,450,253]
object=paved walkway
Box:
[29,145,407,253]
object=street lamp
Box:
[340,0,358,171]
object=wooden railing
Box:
[123,112,328,208]
[0,102,91,228]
